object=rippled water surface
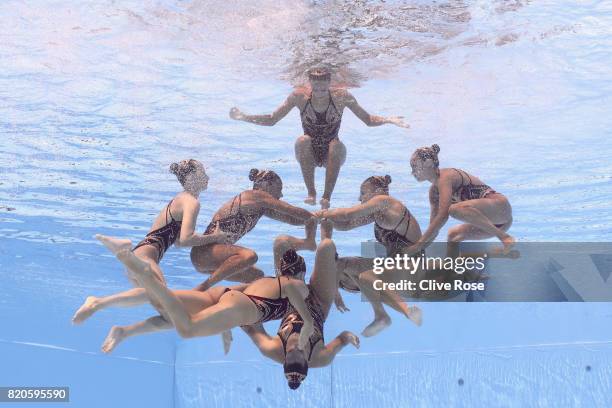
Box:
[1,0,612,384]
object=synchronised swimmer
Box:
[230,67,408,209]
[73,67,515,390]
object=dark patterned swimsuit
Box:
[448,168,506,227]
[132,200,182,262]
[204,193,263,244]
[242,276,291,324]
[278,289,325,361]
[300,91,342,167]
[450,168,497,203]
[374,206,416,256]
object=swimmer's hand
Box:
[194,279,211,292]
[385,116,410,129]
[229,107,246,121]
[209,222,235,244]
[334,291,350,313]
[313,209,328,220]
[222,330,233,355]
[298,321,314,350]
[340,331,360,349]
[404,242,424,257]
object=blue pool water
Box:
[1,1,612,407]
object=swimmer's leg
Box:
[118,249,249,338]
[72,288,148,324]
[356,270,391,336]
[448,196,514,253]
[321,139,346,209]
[309,238,339,317]
[95,234,132,255]
[191,244,262,291]
[320,219,333,239]
[102,315,171,354]
[233,266,265,283]
[358,270,422,335]
[101,287,233,352]
[313,331,360,367]
[295,135,317,205]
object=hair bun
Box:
[431,144,440,154]
[384,175,392,185]
[280,249,306,277]
[169,162,179,175]
[283,249,298,263]
[249,168,259,181]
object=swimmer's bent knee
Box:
[190,246,209,272]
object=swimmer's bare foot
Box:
[102,326,126,354]
[407,306,422,327]
[501,235,516,254]
[490,235,516,256]
[304,196,316,206]
[362,314,391,337]
[222,330,233,355]
[340,331,360,349]
[319,198,330,210]
[72,296,99,325]
[95,234,132,255]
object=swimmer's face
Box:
[286,332,306,355]
[270,180,283,199]
[260,179,283,199]
[310,78,331,98]
[359,183,377,203]
[410,156,434,182]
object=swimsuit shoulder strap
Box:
[324,90,333,112]
[301,92,313,112]
[392,205,407,232]
[166,199,175,224]
[277,276,283,299]
[453,168,467,186]
[228,193,240,215]
[396,207,410,235]
[464,170,474,185]
[328,90,340,113]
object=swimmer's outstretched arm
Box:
[283,280,317,349]
[230,93,298,126]
[311,331,360,368]
[343,91,409,129]
[241,324,284,363]
[412,178,453,251]
[258,192,314,226]
[315,195,390,230]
